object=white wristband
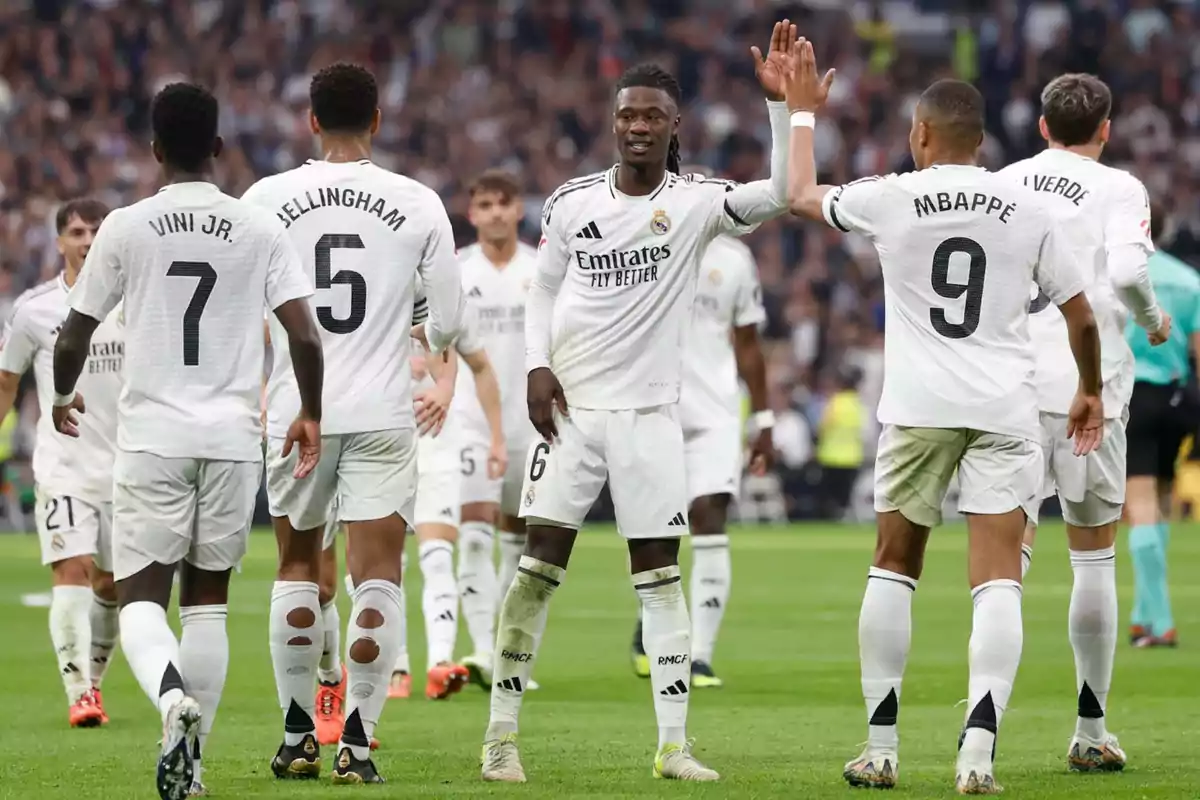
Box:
[790,111,816,129]
[53,390,75,408]
[752,410,776,430]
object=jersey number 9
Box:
[930,237,986,339]
[315,234,367,335]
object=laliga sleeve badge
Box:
[650,209,671,235]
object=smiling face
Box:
[613,86,678,168]
[57,213,102,272]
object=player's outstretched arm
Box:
[461,349,508,479]
[783,37,838,221]
[51,309,101,437]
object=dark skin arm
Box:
[272,297,324,477]
[51,310,101,437]
[733,324,773,474]
[528,367,568,443]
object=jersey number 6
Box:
[930,237,986,339]
[315,234,367,334]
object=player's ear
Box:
[370,108,382,136]
[308,109,321,136]
[212,136,224,160]
[1038,116,1050,143]
[1098,118,1111,146]
[151,139,164,165]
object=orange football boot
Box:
[426,663,469,700]
[315,667,346,746]
[91,688,110,724]
[69,690,104,728]
[387,670,411,700]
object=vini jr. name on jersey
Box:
[148,213,234,241]
[575,243,671,289]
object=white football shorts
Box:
[683,418,742,503]
[112,451,261,581]
[874,424,1042,528]
[414,427,461,528]
[266,428,418,533]
[35,490,112,571]
[1039,410,1127,528]
[460,432,534,516]
[519,405,689,539]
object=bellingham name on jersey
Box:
[262,182,409,233]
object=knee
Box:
[872,539,922,580]
[689,497,729,536]
[628,538,681,573]
[50,556,91,587]
[92,569,117,602]
[524,528,571,568]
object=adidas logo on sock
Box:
[701,597,721,609]
[659,678,689,696]
[576,221,602,239]
[463,586,479,595]
[435,610,455,622]
[439,507,453,518]
[497,677,524,693]
[668,512,686,527]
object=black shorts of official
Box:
[1126,381,1195,481]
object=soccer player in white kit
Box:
[50,83,323,800]
[630,168,774,688]
[481,21,798,784]
[998,73,1169,773]
[241,63,463,785]
[0,199,121,727]
[784,45,1104,794]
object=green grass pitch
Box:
[0,523,1197,798]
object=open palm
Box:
[751,20,797,101]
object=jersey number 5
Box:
[167,261,217,366]
[930,237,986,339]
[315,234,367,334]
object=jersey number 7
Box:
[315,234,367,335]
[167,260,217,366]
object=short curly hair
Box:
[151,83,219,173]
[310,63,378,134]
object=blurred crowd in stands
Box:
[0,0,1198,521]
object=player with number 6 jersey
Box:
[51,82,323,800]
[240,62,463,785]
[785,44,1102,795]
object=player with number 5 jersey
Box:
[784,39,1102,795]
[240,63,464,785]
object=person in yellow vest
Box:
[817,369,866,520]
[0,407,18,527]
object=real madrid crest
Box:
[524,487,535,507]
[650,209,671,236]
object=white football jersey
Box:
[0,276,122,504]
[68,182,312,462]
[452,242,538,447]
[822,165,1087,441]
[679,235,766,432]
[243,160,463,438]
[530,165,787,410]
[998,149,1153,417]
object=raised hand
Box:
[783,37,836,113]
[751,20,797,102]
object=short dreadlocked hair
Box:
[151,83,219,173]
[615,64,682,174]
[310,62,379,134]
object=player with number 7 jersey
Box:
[240,63,464,785]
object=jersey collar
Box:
[156,181,220,194]
[606,164,670,201]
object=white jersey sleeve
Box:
[0,295,40,375]
[416,200,464,355]
[702,100,790,237]
[524,204,569,375]
[264,226,313,311]
[1034,223,1088,306]
[69,209,126,322]
[1104,174,1160,330]
[733,252,767,329]
[820,176,893,237]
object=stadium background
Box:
[0,0,1198,530]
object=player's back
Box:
[849,166,1072,440]
[999,150,1141,414]
[76,183,298,461]
[245,160,442,437]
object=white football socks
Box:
[634,565,691,750]
[269,581,322,744]
[961,579,1023,760]
[119,601,186,721]
[1020,544,1033,579]
[393,550,410,674]
[318,599,342,685]
[340,579,403,761]
[89,594,119,688]
[50,585,93,702]
[689,534,731,665]
[419,539,458,669]
[458,521,498,657]
[497,530,525,599]
[859,567,916,754]
[179,604,228,776]
[1069,547,1117,741]
[487,556,562,740]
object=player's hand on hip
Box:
[750,19,797,101]
[1066,391,1104,456]
[51,391,85,438]
[748,428,775,476]
[784,36,835,113]
[282,415,322,479]
[414,384,451,437]
[1148,311,1172,346]
[410,323,450,363]
[487,438,508,480]
[528,367,567,443]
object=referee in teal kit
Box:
[1124,211,1200,648]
